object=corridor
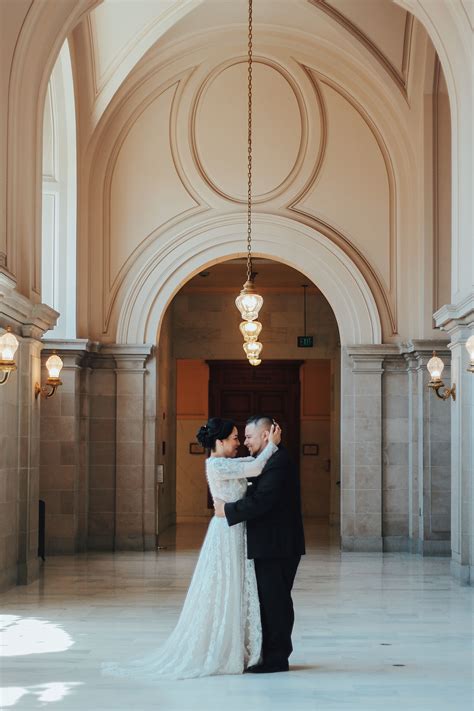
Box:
[1,523,472,710]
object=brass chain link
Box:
[247,0,253,283]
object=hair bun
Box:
[196,425,211,448]
[196,417,235,453]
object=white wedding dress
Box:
[103,441,278,680]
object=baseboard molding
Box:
[450,559,473,585]
[44,537,77,555]
[383,536,410,552]
[0,564,18,592]
[410,538,451,557]
[16,557,39,585]
[341,536,383,552]
[87,535,114,551]
[113,534,146,551]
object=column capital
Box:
[103,344,154,371]
[41,339,95,367]
[434,293,474,334]
[404,340,451,368]
[346,344,399,373]
[0,274,59,338]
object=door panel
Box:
[208,360,302,467]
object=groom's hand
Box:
[214,498,225,518]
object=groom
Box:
[214,414,305,673]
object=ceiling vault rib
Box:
[308,0,412,102]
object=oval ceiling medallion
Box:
[192,59,306,203]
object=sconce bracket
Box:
[0,362,17,386]
[35,378,62,400]
[428,381,456,401]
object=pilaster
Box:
[341,345,398,552]
[405,341,451,556]
[435,296,474,584]
[105,345,154,551]
[40,340,92,554]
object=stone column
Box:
[108,345,153,551]
[405,352,420,547]
[435,299,474,584]
[39,340,91,554]
[342,346,394,551]
[0,279,58,587]
[382,354,410,552]
[405,341,452,556]
[16,336,42,584]
[88,350,116,550]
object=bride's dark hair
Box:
[196,417,235,453]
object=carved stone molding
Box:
[190,56,315,205]
[0,273,59,338]
[308,0,414,101]
[290,69,398,336]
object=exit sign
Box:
[297,336,313,348]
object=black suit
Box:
[225,446,305,666]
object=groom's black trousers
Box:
[254,555,301,665]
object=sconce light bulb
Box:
[0,329,19,362]
[427,351,445,382]
[46,354,63,380]
[466,335,474,362]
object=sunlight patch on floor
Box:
[0,615,74,656]
[0,682,83,708]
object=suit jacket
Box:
[224,445,305,559]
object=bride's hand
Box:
[268,423,281,446]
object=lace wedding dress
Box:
[103,441,277,680]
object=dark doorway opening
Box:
[208,360,302,463]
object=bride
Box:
[103,416,281,680]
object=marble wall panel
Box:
[40,352,84,555]
[0,365,19,590]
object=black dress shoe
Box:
[246,662,289,674]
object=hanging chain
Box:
[246,0,253,283]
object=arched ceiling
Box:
[83,0,421,130]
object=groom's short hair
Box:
[246,414,274,430]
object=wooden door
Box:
[208,360,302,465]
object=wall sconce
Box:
[426,351,456,401]
[35,353,63,399]
[0,327,19,385]
[466,335,474,373]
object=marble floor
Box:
[0,522,473,711]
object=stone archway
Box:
[115,214,382,347]
[112,213,387,550]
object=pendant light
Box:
[236,0,264,365]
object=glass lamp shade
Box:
[46,354,63,380]
[0,329,19,362]
[427,352,444,382]
[235,281,263,321]
[248,358,262,366]
[466,335,474,362]
[243,341,262,359]
[239,320,262,342]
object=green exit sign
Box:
[297,336,313,348]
